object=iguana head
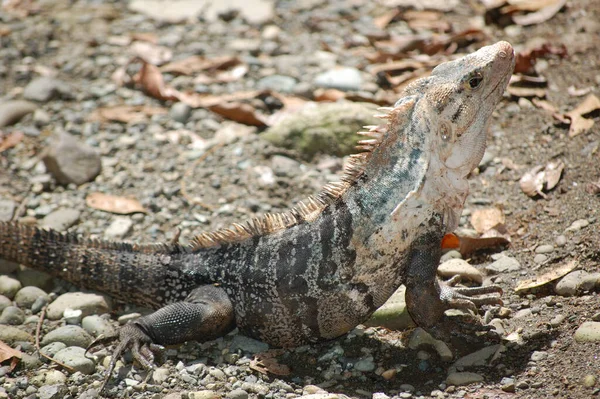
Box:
[425,41,515,178]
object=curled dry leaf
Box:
[208,102,268,127]
[470,207,505,234]
[458,233,510,258]
[250,351,290,376]
[564,94,600,137]
[86,192,147,215]
[519,160,565,199]
[514,43,567,74]
[135,62,181,101]
[130,41,173,66]
[90,105,167,124]
[0,340,21,371]
[0,131,24,153]
[161,55,241,76]
[515,260,577,293]
[511,0,567,26]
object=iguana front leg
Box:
[405,228,502,344]
[90,284,235,392]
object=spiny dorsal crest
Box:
[187,103,409,251]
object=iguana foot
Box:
[440,275,503,312]
[86,323,164,394]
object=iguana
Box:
[0,41,515,389]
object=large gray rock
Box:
[262,102,381,159]
[46,292,111,320]
[364,285,414,331]
[53,346,96,374]
[40,325,93,348]
[41,208,81,231]
[42,133,102,185]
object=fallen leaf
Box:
[586,181,600,195]
[515,260,577,293]
[514,43,567,74]
[567,86,593,97]
[89,105,167,124]
[507,85,546,98]
[470,208,505,234]
[564,94,600,137]
[130,32,158,44]
[373,8,401,29]
[314,88,346,102]
[0,341,21,371]
[208,102,268,127]
[130,41,173,65]
[511,0,567,25]
[0,131,24,153]
[161,55,241,76]
[403,10,451,32]
[458,234,510,258]
[135,62,181,102]
[250,351,290,376]
[519,160,565,198]
[86,193,147,214]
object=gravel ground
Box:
[0,0,599,398]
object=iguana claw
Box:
[86,323,164,394]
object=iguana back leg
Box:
[90,284,235,393]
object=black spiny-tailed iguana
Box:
[0,41,515,389]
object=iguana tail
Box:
[0,222,197,308]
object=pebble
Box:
[231,334,269,354]
[440,249,462,262]
[170,102,192,123]
[452,344,502,369]
[555,270,600,296]
[0,275,22,299]
[535,244,554,254]
[42,133,102,185]
[105,217,134,239]
[0,100,37,127]
[31,369,67,386]
[437,258,483,284]
[40,342,68,359]
[501,377,515,392]
[533,254,547,264]
[188,390,221,399]
[257,75,297,92]
[446,371,484,386]
[566,219,590,232]
[52,346,96,374]
[0,325,34,343]
[354,356,376,372]
[41,208,81,231]
[0,259,19,275]
[408,328,453,361]
[0,199,16,222]
[228,389,249,399]
[485,256,521,274]
[555,234,567,247]
[152,367,170,384]
[574,321,600,342]
[14,286,49,309]
[530,351,548,361]
[0,306,25,325]
[0,295,10,312]
[63,308,83,324]
[81,315,116,337]
[365,285,414,331]
[23,77,71,102]
[583,374,597,388]
[118,312,142,324]
[314,67,362,91]
[40,325,93,348]
[37,384,68,399]
[46,292,110,320]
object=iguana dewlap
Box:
[0,41,515,389]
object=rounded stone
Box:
[0,325,34,343]
[53,346,96,374]
[0,306,25,325]
[14,286,49,309]
[46,292,111,320]
[40,325,93,348]
[0,275,22,299]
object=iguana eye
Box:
[468,72,483,89]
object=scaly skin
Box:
[0,41,515,390]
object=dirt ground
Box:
[0,0,599,398]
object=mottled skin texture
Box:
[0,42,515,388]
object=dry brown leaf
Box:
[565,94,600,137]
[506,85,546,98]
[0,340,22,371]
[515,260,577,293]
[511,0,567,25]
[161,55,241,76]
[0,131,24,153]
[458,234,510,258]
[314,88,346,102]
[531,98,559,114]
[404,10,451,32]
[130,41,173,66]
[514,43,567,74]
[585,180,600,195]
[176,90,265,109]
[250,351,290,376]
[135,62,181,102]
[90,105,167,124]
[470,208,505,234]
[373,9,401,29]
[86,192,147,214]
[130,32,158,44]
[519,160,565,199]
[208,102,268,127]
